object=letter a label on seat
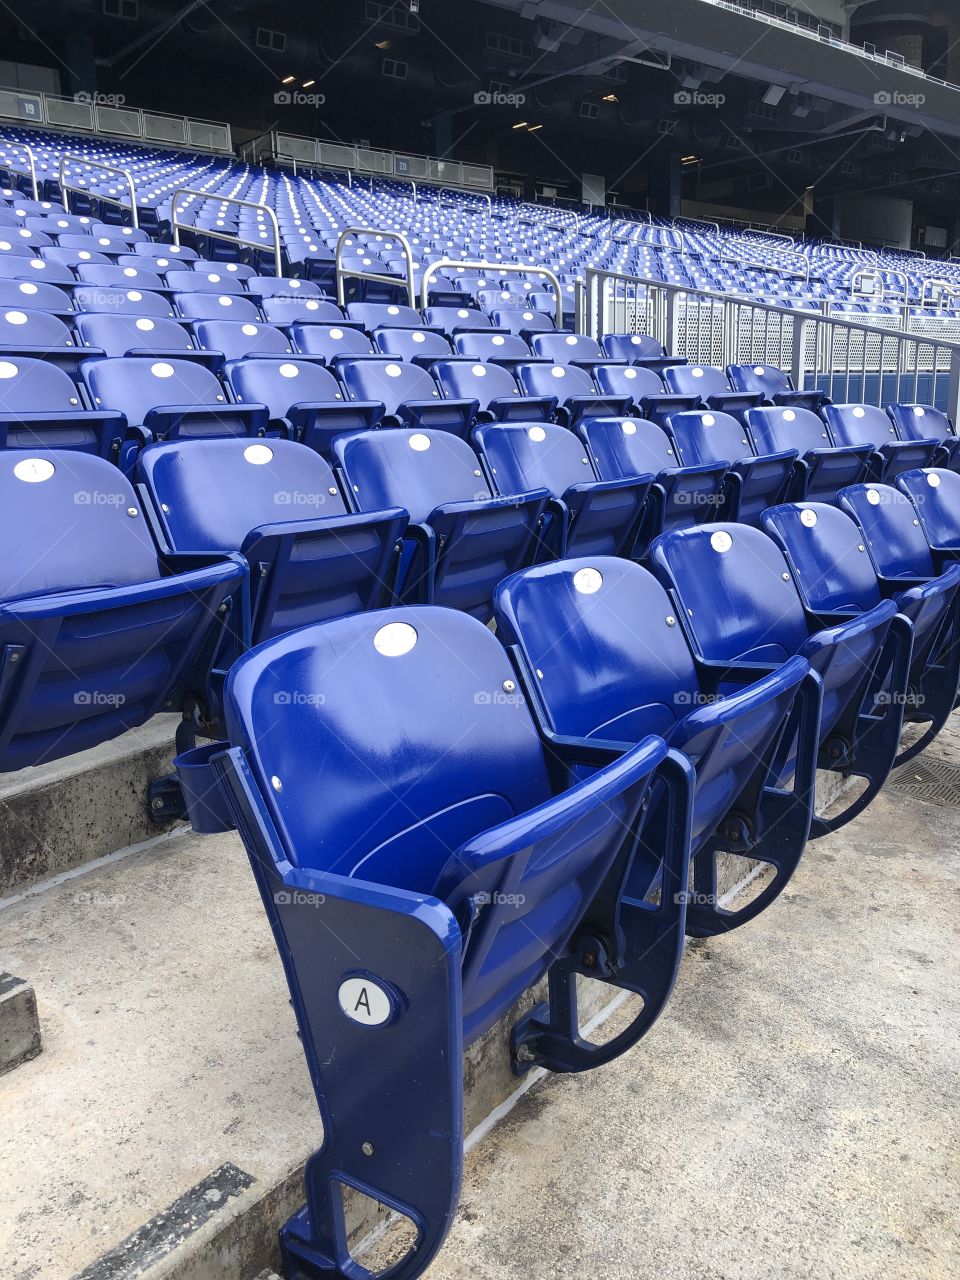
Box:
[338,975,394,1027]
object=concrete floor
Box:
[1,737,958,1279]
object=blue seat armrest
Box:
[0,343,105,368]
[558,394,632,428]
[286,399,384,455]
[428,489,549,524]
[143,401,271,440]
[479,394,556,424]
[637,393,699,424]
[691,656,782,696]
[125,345,223,371]
[240,508,408,560]
[800,597,899,659]
[634,356,686,372]
[390,397,478,438]
[704,392,764,414]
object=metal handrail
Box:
[439,188,492,214]
[1,140,38,201]
[58,154,139,228]
[420,258,563,326]
[336,226,415,308]
[920,278,960,309]
[171,187,282,276]
[852,266,909,304]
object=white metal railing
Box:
[420,259,563,326]
[0,89,232,152]
[58,153,139,227]
[269,133,495,192]
[172,188,281,276]
[336,227,415,307]
[579,267,960,420]
[0,138,38,200]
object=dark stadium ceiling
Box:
[6,0,960,214]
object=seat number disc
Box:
[338,976,393,1026]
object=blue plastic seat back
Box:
[290,322,374,361]
[888,403,953,445]
[338,358,440,415]
[0,235,45,256]
[0,307,72,349]
[594,364,665,401]
[193,320,292,359]
[164,269,247,295]
[260,296,344,326]
[335,428,490,523]
[434,359,522,411]
[662,364,731,399]
[0,256,73,285]
[601,333,666,362]
[452,332,530,362]
[744,406,831,456]
[74,286,174,317]
[249,276,324,299]
[667,410,752,466]
[897,468,960,547]
[173,292,262,323]
[727,363,792,398]
[475,423,595,497]
[346,302,422,331]
[83,357,228,428]
[42,246,109,269]
[423,305,492,334]
[495,557,697,742]
[650,524,809,664]
[75,264,166,291]
[373,328,451,362]
[530,332,604,363]
[837,483,936,579]
[134,242,198,263]
[0,355,84,413]
[74,313,194,357]
[227,357,345,417]
[517,361,594,401]
[137,437,348,552]
[0,279,72,312]
[760,503,883,613]
[823,404,897,450]
[490,308,554,336]
[580,416,679,477]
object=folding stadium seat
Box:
[661,364,763,418]
[474,423,650,559]
[289,321,375,364]
[75,263,168,292]
[433,358,556,424]
[495,555,818,930]
[784,489,960,764]
[164,268,247,296]
[599,333,685,373]
[24,213,89,236]
[593,363,700,426]
[0,307,94,373]
[0,449,243,770]
[897,468,960,557]
[490,307,555,338]
[174,605,692,1280]
[744,406,872,502]
[83,357,269,445]
[516,361,631,429]
[225,358,382,458]
[0,278,73,317]
[822,404,939,481]
[0,255,75,287]
[188,259,256,281]
[247,275,324,299]
[423,304,495,335]
[333,429,547,619]
[57,232,131,257]
[136,438,406,643]
[73,285,176,318]
[259,296,344,326]
[0,230,50,253]
[650,521,911,834]
[193,319,293,365]
[41,246,110,269]
[663,410,795,525]
[373,327,452,367]
[580,417,727,554]
[337,357,476,437]
[529,331,609,368]
[726,363,828,413]
[887,404,960,469]
[172,292,262,323]
[451,331,535,373]
[345,301,423,332]
[73,313,210,365]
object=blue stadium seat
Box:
[83,357,269,443]
[822,403,939,481]
[174,604,692,1279]
[772,493,960,764]
[451,331,533,373]
[490,307,555,337]
[225,358,381,458]
[887,403,960,469]
[0,307,91,373]
[41,246,109,269]
[247,276,324,299]
[136,438,406,643]
[164,268,247,295]
[0,449,243,770]
[172,292,262,323]
[333,429,546,619]
[73,285,176,318]
[289,320,374,364]
[726,363,828,413]
[259,296,345,326]
[580,417,726,553]
[516,362,630,428]
[433,359,555,424]
[0,278,73,316]
[896,468,960,556]
[193,319,293,365]
[593,364,700,425]
[0,356,134,466]
[423,304,494,335]
[650,521,911,833]
[474,423,649,559]
[345,302,423,332]
[495,555,818,930]
[600,333,685,373]
[0,256,74,287]
[73,313,208,364]
[662,364,763,418]
[529,331,606,367]
[75,263,168,292]
[373,327,452,367]
[664,410,795,525]
[744,406,872,501]
[134,242,199,263]
[337,357,476,437]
